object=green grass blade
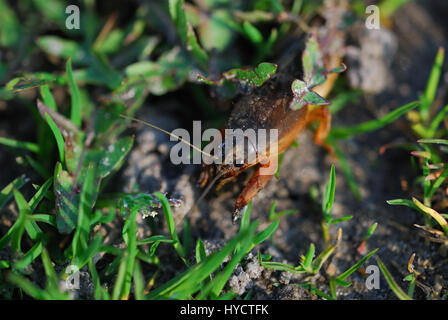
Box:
[146,224,257,299]
[133,260,145,300]
[0,175,28,209]
[11,189,31,253]
[6,272,50,299]
[44,113,65,164]
[330,101,419,140]
[39,84,57,111]
[14,240,43,269]
[66,59,82,127]
[0,137,40,153]
[377,257,412,300]
[336,248,378,281]
[421,48,444,122]
[29,178,52,212]
[427,167,448,199]
[322,164,336,218]
[329,140,361,199]
[154,192,185,258]
[418,139,448,145]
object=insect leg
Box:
[306,106,334,155]
[232,160,275,223]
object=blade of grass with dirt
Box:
[66,59,82,127]
[322,164,336,222]
[328,139,362,199]
[6,272,51,299]
[336,248,378,281]
[14,240,44,269]
[301,243,315,273]
[329,101,419,140]
[29,178,52,212]
[418,139,448,145]
[427,167,448,200]
[195,238,207,264]
[0,175,28,209]
[72,163,97,260]
[154,192,185,259]
[41,248,69,299]
[377,257,412,300]
[146,223,257,299]
[39,84,57,111]
[412,197,448,235]
[117,206,138,299]
[199,223,257,299]
[11,189,32,253]
[133,260,145,300]
[44,113,65,164]
[379,0,411,19]
[420,48,445,123]
[0,137,40,153]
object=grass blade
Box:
[377,257,412,300]
[66,59,82,127]
[0,137,40,153]
[330,101,419,140]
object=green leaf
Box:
[418,139,448,146]
[322,164,336,218]
[201,224,256,299]
[169,0,188,43]
[328,140,362,199]
[302,34,321,85]
[67,59,82,127]
[252,220,279,247]
[198,10,234,52]
[412,198,448,235]
[290,79,329,110]
[242,21,263,44]
[12,189,32,253]
[195,238,207,264]
[85,136,134,179]
[72,163,98,258]
[420,47,444,122]
[54,166,80,234]
[154,192,185,259]
[4,77,55,93]
[377,257,412,300]
[301,243,315,271]
[146,223,257,299]
[37,36,87,63]
[15,240,44,269]
[186,22,208,70]
[330,101,419,140]
[336,249,378,281]
[0,175,28,209]
[0,137,40,154]
[0,0,20,47]
[222,62,277,88]
[45,113,65,164]
[364,223,378,241]
[133,260,145,300]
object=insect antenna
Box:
[119,114,218,162]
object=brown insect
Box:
[122,36,343,222]
[198,39,343,222]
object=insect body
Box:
[199,41,342,222]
